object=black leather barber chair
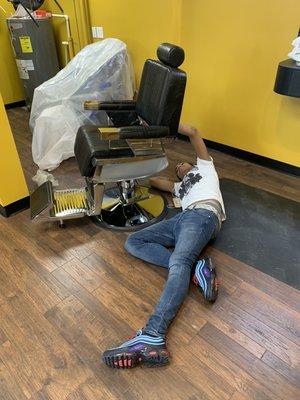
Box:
[30,43,187,230]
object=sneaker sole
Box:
[103,350,169,369]
[206,258,219,303]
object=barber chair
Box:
[30,43,187,230]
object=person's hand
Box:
[179,123,210,160]
[178,123,199,138]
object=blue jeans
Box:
[125,208,218,337]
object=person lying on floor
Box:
[102,124,226,369]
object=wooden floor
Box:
[1,107,299,400]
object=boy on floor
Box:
[102,124,226,369]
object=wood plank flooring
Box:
[1,107,299,400]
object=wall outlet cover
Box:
[92,27,104,39]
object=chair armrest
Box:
[84,100,136,111]
[119,126,170,139]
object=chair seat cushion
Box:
[75,125,134,177]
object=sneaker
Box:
[102,329,169,369]
[192,257,219,303]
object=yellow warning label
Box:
[19,36,33,53]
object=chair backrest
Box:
[136,43,187,136]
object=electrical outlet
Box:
[92,27,104,39]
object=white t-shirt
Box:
[173,157,226,221]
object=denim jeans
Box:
[125,208,218,337]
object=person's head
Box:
[175,162,193,180]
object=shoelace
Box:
[127,329,143,341]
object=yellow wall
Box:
[88,0,181,83]
[0,0,24,104]
[88,0,300,166]
[180,0,300,167]
[0,93,28,206]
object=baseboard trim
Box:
[178,134,299,176]
[0,196,30,218]
[5,100,26,110]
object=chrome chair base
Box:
[92,185,168,231]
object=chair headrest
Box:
[157,43,185,68]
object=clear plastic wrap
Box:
[288,36,300,64]
[31,38,135,171]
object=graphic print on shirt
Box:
[178,169,202,200]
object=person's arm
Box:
[178,124,211,161]
[149,176,175,193]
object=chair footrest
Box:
[30,181,54,220]
[51,188,89,218]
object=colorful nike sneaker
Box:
[192,257,219,303]
[102,329,169,369]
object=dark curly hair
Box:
[175,162,193,180]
